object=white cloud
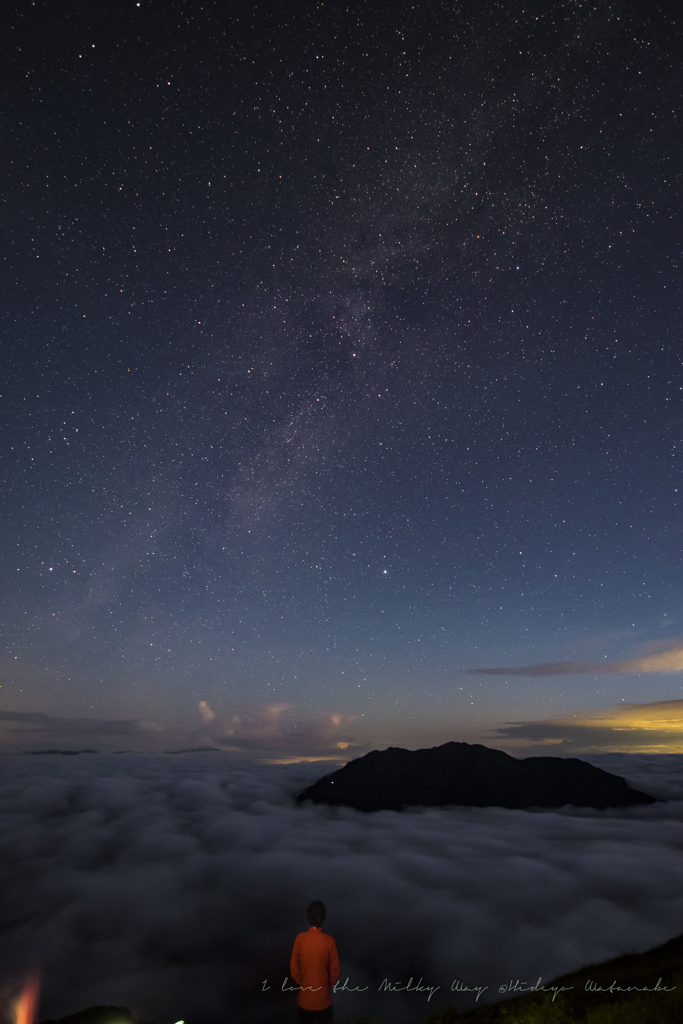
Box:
[198,700,216,723]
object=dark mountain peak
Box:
[296,741,658,812]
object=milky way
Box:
[2,0,682,754]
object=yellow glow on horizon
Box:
[500,699,683,754]
[258,755,350,765]
[579,701,683,735]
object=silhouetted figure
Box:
[290,900,340,1023]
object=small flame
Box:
[15,974,40,1024]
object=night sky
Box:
[3,0,682,757]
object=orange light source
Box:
[15,974,40,1024]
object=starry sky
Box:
[2,0,682,757]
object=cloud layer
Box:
[1,753,683,1024]
[491,699,683,754]
[0,703,359,761]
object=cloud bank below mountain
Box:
[1,752,683,1024]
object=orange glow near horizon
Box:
[15,974,40,1024]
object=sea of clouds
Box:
[1,751,683,1024]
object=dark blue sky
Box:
[2,0,682,756]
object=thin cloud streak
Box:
[0,710,161,743]
[471,644,683,677]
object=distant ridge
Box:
[296,741,658,811]
[30,749,97,756]
[164,746,220,754]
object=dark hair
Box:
[307,900,326,927]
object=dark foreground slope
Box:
[420,928,683,1024]
[296,741,657,811]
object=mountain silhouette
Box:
[296,742,658,811]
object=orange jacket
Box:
[290,926,340,1010]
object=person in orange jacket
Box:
[290,900,340,1023]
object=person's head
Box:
[307,900,326,928]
